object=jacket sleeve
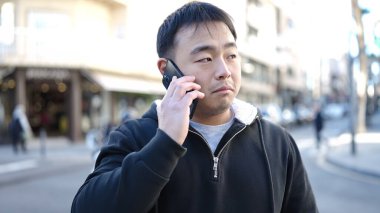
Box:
[282,133,319,213]
[71,128,187,213]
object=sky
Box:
[293,0,353,59]
[295,0,380,59]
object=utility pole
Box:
[351,0,368,134]
[347,53,357,155]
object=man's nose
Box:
[215,59,231,80]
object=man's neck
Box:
[191,108,233,125]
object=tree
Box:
[351,0,368,133]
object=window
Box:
[287,67,294,77]
[27,11,70,56]
[287,18,294,29]
[275,7,282,34]
[247,0,262,7]
[0,2,15,45]
[242,57,272,84]
[28,11,70,31]
[248,25,258,37]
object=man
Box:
[313,104,324,149]
[72,2,318,212]
[9,105,32,154]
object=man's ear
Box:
[157,58,167,76]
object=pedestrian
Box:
[72,2,318,212]
[8,104,33,154]
[0,99,4,144]
[313,104,324,149]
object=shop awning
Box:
[90,72,165,95]
[0,68,15,79]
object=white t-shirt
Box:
[190,117,234,154]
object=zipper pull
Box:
[213,157,219,178]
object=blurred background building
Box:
[0,0,167,141]
[1,0,379,143]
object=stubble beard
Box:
[199,95,233,117]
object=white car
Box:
[322,103,346,119]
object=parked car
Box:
[294,105,314,124]
[259,104,282,124]
[322,103,347,119]
[281,108,297,127]
[260,104,297,127]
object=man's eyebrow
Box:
[190,42,237,55]
[224,42,237,49]
[190,45,215,55]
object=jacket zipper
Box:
[212,157,219,178]
[190,126,247,179]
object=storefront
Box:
[0,67,165,144]
[0,68,15,144]
[0,68,99,142]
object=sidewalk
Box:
[0,137,92,180]
[1,115,380,181]
[324,111,380,180]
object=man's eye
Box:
[196,58,212,63]
[228,54,237,59]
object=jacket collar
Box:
[147,98,259,125]
[231,99,258,125]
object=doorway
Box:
[27,79,69,136]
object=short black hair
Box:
[156,1,237,58]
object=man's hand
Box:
[157,76,205,145]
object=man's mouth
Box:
[212,85,234,93]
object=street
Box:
[0,141,94,213]
[289,117,380,213]
[0,163,92,213]
[0,117,379,213]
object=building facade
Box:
[0,0,307,142]
[0,0,165,142]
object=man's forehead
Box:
[177,22,232,38]
[174,22,235,51]
[190,42,237,55]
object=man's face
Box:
[172,22,241,117]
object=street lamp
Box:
[375,20,380,50]
[374,19,380,40]
[373,20,380,112]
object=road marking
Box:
[329,133,380,147]
[296,138,314,150]
[0,160,38,175]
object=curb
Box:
[323,132,380,180]
[325,154,380,180]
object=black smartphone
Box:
[162,59,198,119]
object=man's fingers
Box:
[167,76,201,99]
[184,90,205,106]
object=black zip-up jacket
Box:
[72,99,318,213]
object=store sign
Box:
[26,68,70,80]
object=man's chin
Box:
[206,98,233,115]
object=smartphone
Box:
[162,59,198,119]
